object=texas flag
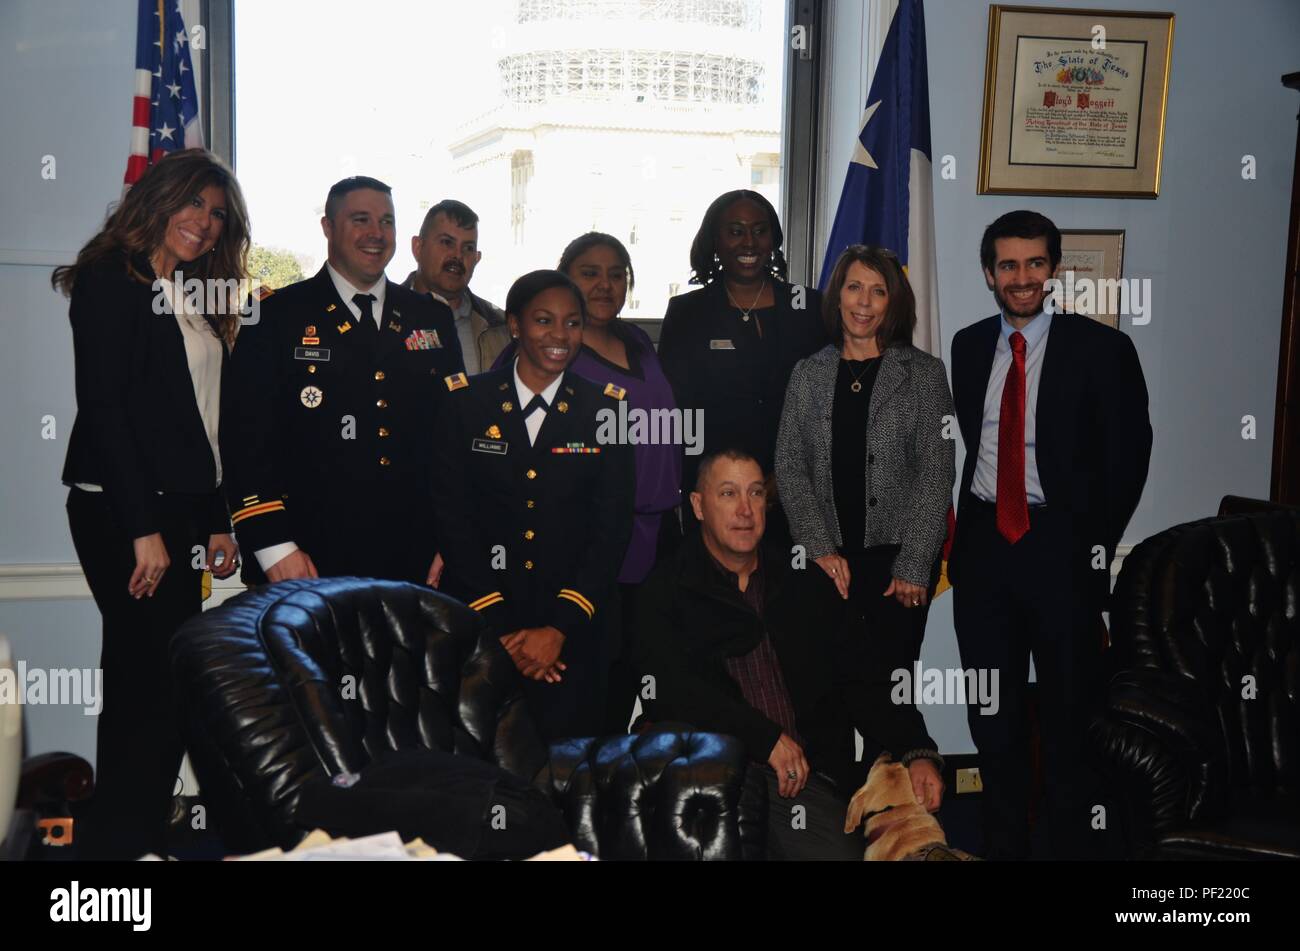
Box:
[820,1,954,593]
[818,0,940,357]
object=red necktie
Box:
[996,331,1030,544]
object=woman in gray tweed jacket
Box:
[776,245,955,658]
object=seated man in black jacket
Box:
[634,448,945,860]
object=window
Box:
[233,0,791,317]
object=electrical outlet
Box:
[955,767,983,794]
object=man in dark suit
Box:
[222,176,464,586]
[948,210,1152,859]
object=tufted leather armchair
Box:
[1090,509,1300,859]
[170,578,765,860]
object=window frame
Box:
[202,0,827,285]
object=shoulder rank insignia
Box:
[252,284,275,302]
[603,383,627,401]
[444,372,469,392]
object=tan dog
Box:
[844,753,977,861]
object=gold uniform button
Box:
[524,560,534,570]
[526,469,537,480]
[379,456,391,466]
[376,399,388,409]
[378,427,389,437]
[524,530,535,540]
[307,364,317,374]
[374,370,386,381]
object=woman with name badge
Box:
[492,234,681,731]
[54,148,251,859]
[775,246,955,787]
[658,189,826,546]
[434,270,634,742]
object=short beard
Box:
[992,284,1044,319]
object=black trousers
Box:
[842,545,938,764]
[67,487,207,860]
[762,768,863,860]
[604,513,685,734]
[951,501,1104,860]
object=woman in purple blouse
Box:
[494,233,682,730]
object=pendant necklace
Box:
[846,356,876,393]
[726,278,767,324]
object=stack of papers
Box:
[221,830,592,862]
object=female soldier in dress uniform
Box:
[432,270,634,741]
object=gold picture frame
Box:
[978,6,1175,198]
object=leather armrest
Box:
[544,724,761,860]
[1089,667,1230,851]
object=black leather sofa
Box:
[170,577,764,859]
[1091,508,1300,859]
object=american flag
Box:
[124,0,204,187]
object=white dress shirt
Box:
[970,307,1055,506]
[514,359,564,446]
[326,261,386,329]
[254,263,388,573]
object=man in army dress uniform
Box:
[222,176,464,585]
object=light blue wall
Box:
[1,0,137,563]
[822,0,1300,752]
[1,0,138,765]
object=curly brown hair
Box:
[52,148,251,345]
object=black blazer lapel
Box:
[533,372,583,452]
[490,373,530,457]
[375,282,408,363]
[308,266,355,335]
[1034,312,1072,496]
[961,316,1001,443]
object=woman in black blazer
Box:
[658,190,825,544]
[53,149,251,859]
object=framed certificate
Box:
[1058,229,1126,327]
[978,6,1175,198]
